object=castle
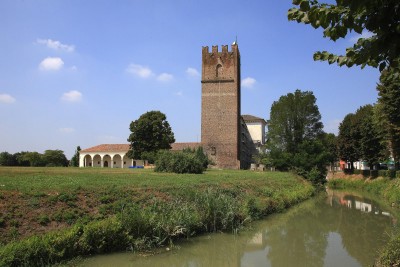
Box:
[80,43,266,169]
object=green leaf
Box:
[379,62,386,72]
[300,1,310,11]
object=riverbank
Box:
[0,167,315,266]
[328,174,400,267]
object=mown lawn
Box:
[0,167,298,192]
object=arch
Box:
[113,154,122,168]
[93,154,101,167]
[103,155,111,168]
[83,154,92,167]
[123,155,131,168]
[216,64,223,77]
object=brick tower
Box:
[201,44,241,169]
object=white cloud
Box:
[0,94,16,104]
[59,127,75,133]
[186,67,200,77]
[126,64,154,78]
[157,73,173,82]
[39,57,64,71]
[61,90,82,102]
[37,39,75,52]
[350,31,374,43]
[242,77,256,88]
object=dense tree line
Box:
[0,150,69,167]
[337,105,386,170]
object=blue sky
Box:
[0,0,380,158]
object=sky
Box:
[0,0,380,159]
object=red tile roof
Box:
[80,142,202,153]
[242,114,267,124]
[80,144,130,153]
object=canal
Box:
[80,190,399,267]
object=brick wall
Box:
[201,44,241,169]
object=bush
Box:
[155,150,205,174]
[79,218,128,254]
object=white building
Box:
[242,115,267,152]
[79,144,146,168]
[79,143,200,168]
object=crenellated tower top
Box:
[202,44,239,57]
[201,44,240,82]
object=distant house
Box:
[79,142,201,168]
[242,115,268,152]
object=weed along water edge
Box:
[0,167,315,266]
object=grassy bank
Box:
[328,174,400,267]
[0,167,314,266]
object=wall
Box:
[201,44,241,169]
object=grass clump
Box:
[376,234,400,267]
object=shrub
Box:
[304,167,326,185]
[79,218,128,254]
[155,150,205,174]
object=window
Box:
[216,64,222,77]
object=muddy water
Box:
[80,190,398,267]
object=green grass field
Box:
[0,167,315,266]
[0,167,299,191]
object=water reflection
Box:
[80,191,398,267]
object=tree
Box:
[14,152,30,166]
[0,152,17,166]
[127,111,175,160]
[321,133,338,169]
[338,105,385,170]
[70,146,81,167]
[356,105,385,169]
[21,152,45,167]
[43,150,68,167]
[267,89,327,183]
[268,89,323,155]
[337,113,360,169]
[288,0,400,71]
[376,68,400,169]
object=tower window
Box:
[216,64,222,77]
